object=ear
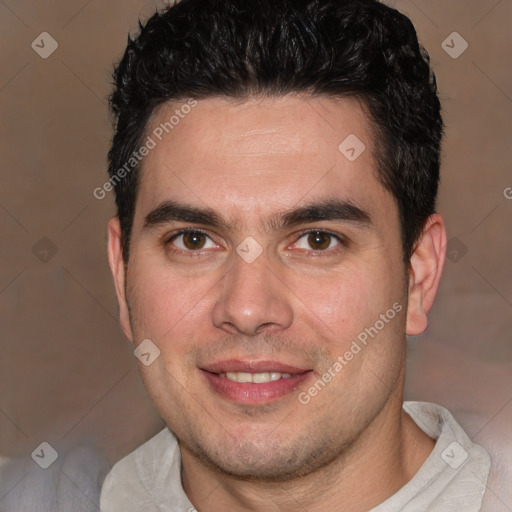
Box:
[406,214,447,336]
[107,217,134,342]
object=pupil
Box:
[184,232,205,249]
[308,231,330,250]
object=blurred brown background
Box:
[0,0,511,510]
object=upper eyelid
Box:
[298,228,341,238]
[166,227,212,241]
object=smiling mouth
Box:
[217,371,293,383]
[200,361,313,404]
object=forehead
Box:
[136,95,391,225]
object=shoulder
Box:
[100,428,179,512]
[399,401,491,511]
[404,400,490,472]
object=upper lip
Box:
[201,359,311,375]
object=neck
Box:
[181,395,435,512]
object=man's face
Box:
[114,95,410,480]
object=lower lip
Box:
[201,370,313,405]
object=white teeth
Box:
[222,372,293,383]
[253,372,270,383]
[236,372,252,383]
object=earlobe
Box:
[107,217,134,342]
[406,214,447,336]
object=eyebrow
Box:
[142,199,373,232]
[143,201,231,231]
[277,199,372,230]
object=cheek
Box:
[126,257,213,342]
[127,263,208,403]
[286,267,381,335]
[285,256,404,362]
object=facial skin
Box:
[108,95,446,511]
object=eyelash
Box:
[293,228,347,253]
[165,228,347,255]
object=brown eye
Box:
[307,231,333,250]
[171,230,216,251]
[182,231,206,250]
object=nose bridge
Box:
[212,249,293,335]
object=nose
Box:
[212,251,294,336]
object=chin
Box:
[185,433,342,483]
